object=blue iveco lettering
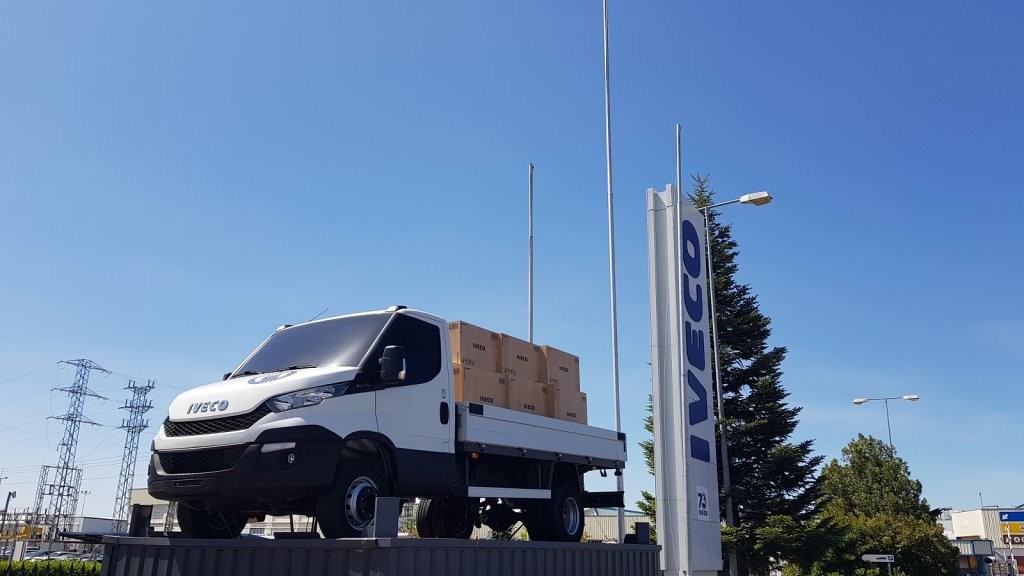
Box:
[187,399,230,415]
[681,219,711,463]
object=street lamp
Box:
[852,394,921,449]
[0,491,15,556]
[79,491,91,518]
[702,190,772,576]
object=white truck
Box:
[148,306,627,541]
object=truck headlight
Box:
[267,384,347,412]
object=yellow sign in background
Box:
[1002,522,1024,535]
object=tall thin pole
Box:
[528,163,535,343]
[704,205,737,576]
[1007,521,1017,576]
[0,491,13,551]
[79,490,90,518]
[675,124,682,196]
[601,0,625,542]
[884,398,893,450]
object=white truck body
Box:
[149,306,626,541]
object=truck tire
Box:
[534,483,584,542]
[433,498,475,539]
[416,497,475,539]
[414,498,436,538]
[317,457,390,538]
[177,502,247,539]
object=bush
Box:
[0,560,102,576]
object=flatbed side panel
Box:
[461,403,622,440]
[456,404,627,464]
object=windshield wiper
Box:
[284,364,318,370]
[232,370,263,378]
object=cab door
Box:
[372,313,455,481]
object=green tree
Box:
[638,175,826,575]
[638,394,657,542]
[798,434,958,576]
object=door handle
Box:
[439,401,449,425]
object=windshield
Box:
[234,313,390,377]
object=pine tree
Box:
[638,175,826,575]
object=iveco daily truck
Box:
[148,306,627,540]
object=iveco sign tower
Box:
[647,183,722,576]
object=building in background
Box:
[949,507,1024,576]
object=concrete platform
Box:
[100,535,661,576]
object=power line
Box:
[0,362,59,387]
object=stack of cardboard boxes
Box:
[449,321,507,407]
[542,345,587,425]
[448,321,587,424]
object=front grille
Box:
[158,445,247,474]
[163,405,272,437]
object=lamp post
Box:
[0,491,15,556]
[702,190,772,576]
[852,395,921,449]
[79,490,91,518]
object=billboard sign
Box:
[1003,534,1024,546]
[648,184,722,576]
[1000,512,1024,523]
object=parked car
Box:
[24,550,80,562]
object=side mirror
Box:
[379,346,406,382]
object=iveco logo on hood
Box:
[248,370,297,385]
[187,400,229,415]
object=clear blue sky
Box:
[2,2,1022,520]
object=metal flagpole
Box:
[528,163,534,343]
[601,0,625,541]
[676,124,681,197]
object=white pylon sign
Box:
[647,184,722,576]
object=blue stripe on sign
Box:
[1001,512,1024,522]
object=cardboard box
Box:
[449,321,501,371]
[500,334,543,382]
[453,364,508,407]
[505,377,552,412]
[508,379,551,417]
[541,346,580,391]
[553,389,588,424]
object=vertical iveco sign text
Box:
[681,218,712,463]
[647,184,722,576]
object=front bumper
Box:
[147,426,344,504]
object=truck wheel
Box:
[177,502,247,539]
[415,499,436,538]
[434,498,475,539]
[317,457,390,538]
[537,484,584,542]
